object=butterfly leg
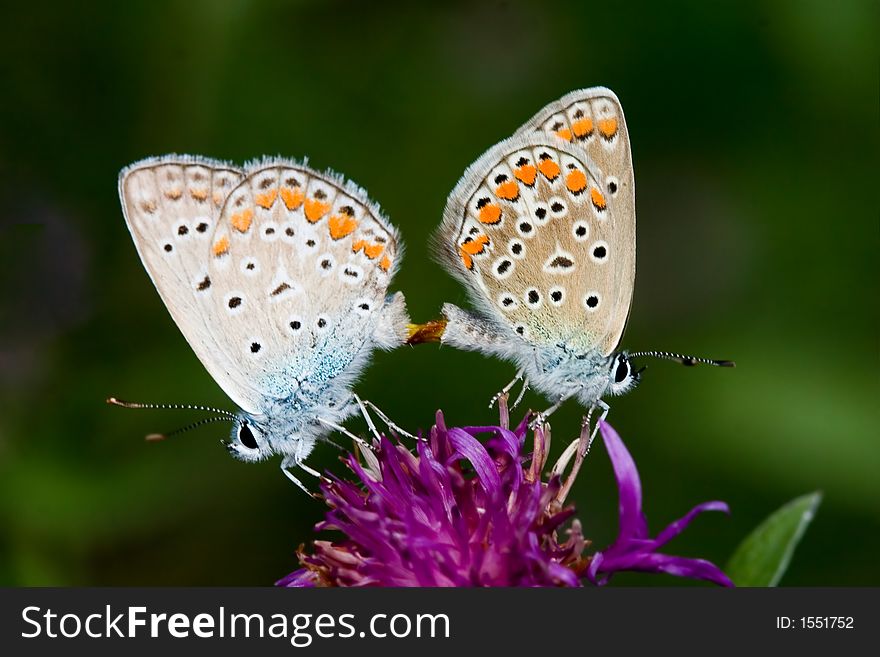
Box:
[552,406,595,478]
[511,376,530,410]
[298,461,323,480]
[582,399,610,457]
[489,369,526,409]
[355,394,419,441]
[280,455,319,497]
[315,415,374,451]
[351,394,382,443]
[529,388,582,429]
[553,404,604,504]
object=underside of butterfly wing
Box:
[435,131,634,357]
[206,160,408,402]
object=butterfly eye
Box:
[614,358,630,384]
[608,354,641,397]
[238,423,258,450]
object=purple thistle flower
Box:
[586,421,733,587]
[279,403,732,587]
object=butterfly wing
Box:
[204,160,406,404]
[435,90,634,356]
[515,87,635,353]
[119,156,268,411]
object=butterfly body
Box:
[118,155,409,477]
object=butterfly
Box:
[114,156,410,491]
[431,87,732,445]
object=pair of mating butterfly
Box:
[113,87,732,492]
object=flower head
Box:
[280,404,732,587]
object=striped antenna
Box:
[145,415,235,442]
[626,351,735,367]
[106,397,237,419]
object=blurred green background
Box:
[0,0,876,586]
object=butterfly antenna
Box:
[106,397,237,419]
[626,351,735,368]
[145,416,234,442]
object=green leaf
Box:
[725,491,822,587]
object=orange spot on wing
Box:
[598,118,618,139]
[165,188,183,200]
[352,239,384,259]
[231,208,254,232]
[280,187,304,210]
[212,191,224,207]
[538,159,560,180]
[379,255,392,272]
[514,164,537,186]
[590,187,607,210]
[460,249,473,270]
[255,189,278,209]
[304,198,331,222]
[555,128,573,141]
[495,180,519,200]
[479,203,502,224]
[190,188,209,201]
[328,213,358,240]
[460,234,489,255]
[364,243,384,259]
[565,170,588,194]
[212,236,229,256]
[572,118,594,138]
